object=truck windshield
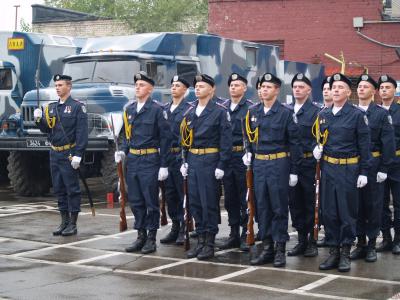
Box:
[63,60,140,85]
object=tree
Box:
[44,0,208,33]
[20,18,32,32]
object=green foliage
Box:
[20,18,32,32]
[44,0,208,33]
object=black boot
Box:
[350,235,367,260]
[61,212,78,236]
[304,235,318,257]
[392,233,400,255]
[175,222,185,245]
[219,225,240,249]
[160,221,180,244]
[317,236,327,248]
[376,230,393,252]
[197,232,215,260]
[250,237,274,265]
[53,211,70,236]
[338,245,351,272]
[125,229,147,252]
[287,232,307,256]
[239,227,250,252]
[365,238,377,262]
[319,247,340,270]
[274,242,286,268]
[142,230,157,254]
[186,233,205,258]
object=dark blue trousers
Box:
[126,153,160,231]
[289,160,316,235]
[321,162,359,246]
[165,157,184,223]
[187,153,219,234]
[222,152,248,228]
[253,157,290,243]
[381,170,400,233]
[50,150,81,212]
[357,157,384,239]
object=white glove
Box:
[242,152,252,166]
[158,167,169,181]
[376,172,387,183]
[180,163,188,177]
[357,175,368,188]
[114,151,126,163]
[313,145,323,160]
[34,108,42,119]
[289,174,298,187]
[71,156,81,169]
[215,168,224,180]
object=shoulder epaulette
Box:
[186,100,197,107]
[312,101,323,108]
[282,103,294,111]
[216,101,228,110]
[246,99,255,105]
[249,102,261,110]
[183,105,194,117]
[152,99,166,108]
[123,100,135,111]
[352,104,366,113]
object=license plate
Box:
[26,138,51,148]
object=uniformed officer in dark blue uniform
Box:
[34,74,88,236]
[243,73,302,267]
[314,73,370,272]
[180,74,232,260]
[160,75,192,245]
[218,73,254,251]
[350,74,395,262]
[377,74,400,255]
[287,73,320,258]
[115,71,171,254]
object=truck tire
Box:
[100,143,119,193]
[7,151,51,196]
[0,151,9,184]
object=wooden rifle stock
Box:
[313,160,321,240]
[182,150,193,251]
[117,161,128,232]
[159,181,168,226]
[245,165,255,246]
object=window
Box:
[245,47,257,68]
[383,0,400,19]
[94,60,140,84]
[177,63,198,84]
[0,69,12,90]
[146,62,166,86]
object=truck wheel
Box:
[0,151,9,184]
[7,151,51,196]
[100,143,119,193]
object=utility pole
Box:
[14,5,20,31]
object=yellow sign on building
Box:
[7,38,24,50]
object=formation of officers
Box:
[34,69,400,274]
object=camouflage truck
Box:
[0,31,84,190]
[0,32,324,196]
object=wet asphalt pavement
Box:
[0,178,400,300]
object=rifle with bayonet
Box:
[241,119,255,246]
[159,180,168,226]
[110,114,128,232]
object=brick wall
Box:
[208,0,400,80]
[33,19,135,37]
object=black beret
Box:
[53,74,72,81]
[291,73,312,88]
[193,73,215,87]
[228,73,248,86]
[378,74,397,89]
[259,73,281,87]
[321,76,331,90]
[329,73,352,89]
[171,75,190,88]
[134,71,155,86]
[356,74,378,89]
